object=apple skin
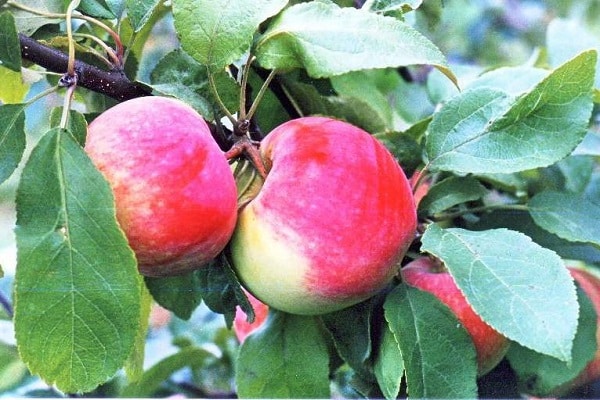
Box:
[233,291,270,343]
[565,267,600,390]
[231,116,417,315]
[85,96,238,276]
[401,257,510,376]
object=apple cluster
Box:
[86,97,417,314]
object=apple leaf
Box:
[0,11,22,72]
[418,175,487,217]
[196,257,253,329]
[255,1,454,81]
[470,210,600,265]
[78,0,116,19]
[529,191,600,247]
[384,284,478,398]
[362,0,423,14]
[124,284,152,383]
[321,298,374,376]
[506,286,597,396]
[144,271,203,321]
[236,311,330,398]
[14,128,141,393]
[421,223,579,362]
[374,322,404,400]
[11,0,64,35]
[426,50,596,174]
[49,108,88,146]
[0,104,26,185]
[172,0,288,69]
[125,0,161,32]
[0,67,29,104]
[148,49,239,120]
[122,347,214,397]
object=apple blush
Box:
[85,96,238,277]
[401,257,510,376]
[230,116,417,315]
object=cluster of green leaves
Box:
[0,0,599,398]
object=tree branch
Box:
[19,33,151,101]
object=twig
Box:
[19,34,151,101]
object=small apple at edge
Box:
[401,256,510,376]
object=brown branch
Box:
[19,33,151,101]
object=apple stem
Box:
[238,55,256,120]
[225,134,268,178]
[245,69,278,122]
[208,71,237,126]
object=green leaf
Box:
[529,190,600,247]
[78,0,117,19]
[236,311,331,398]
[426,50,596,174]
[281,78,387,134]
[363,0,423,14]
[556,156,594,193]
[0,67,29,104]
[122,347,214,397]
[14,128,141,393]
[470,210,600,265]
[172,0,288,68]
[0,104,26,185]
[418,175,487,216]
[144,271,203,320]
[148,49,239,120]
[0,344,27,392]
[0,11,22,72]
[321,299,373,376]
[12,0,64,35]
[49,108,88,146]
[196,257,253,328]
[384,284,478,398]
[124,283,152,383]
[421,224,579,362]
[374,322,404,400]
[125,0,160,32]
[255,1,454,80]
[506,286,597,396]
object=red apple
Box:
[565,267,600,389]
[230,116,417,315]
[401,257,510,376]
[85,96,238,276]
[233,291,270,343]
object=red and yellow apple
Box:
[565,266,600,390]
[233,291,270,343]
[230,116,417,315]
[401,257,510,376]
[85,96,238,276]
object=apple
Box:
[401,257,510,376]
[230,116,417,315]
[85,96,238,276]
[233,291,270,343]
[564,267,600,390]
